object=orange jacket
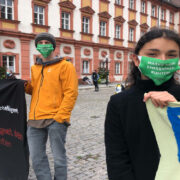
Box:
[25,58,78,123]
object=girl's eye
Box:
[168,54,178,58]
[146,53,157,57]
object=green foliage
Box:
[98,67,109,80]
[0,66,6,80]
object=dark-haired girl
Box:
[105,28,180,180]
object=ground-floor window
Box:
[2,55,15,72]
[115,62,120,74]
[100,61,107,68]
[82,60,89,74]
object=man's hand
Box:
[143,91,177,108]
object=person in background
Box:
[6,69,16,79]
[115,84,122,94]
[105,28,180,180]
[25,32,78,180]
[92,70,99,92]
[82,76,93,85]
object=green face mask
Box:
[36,44,54,58]
[138,56,180,86]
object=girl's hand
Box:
[143,91,177,108]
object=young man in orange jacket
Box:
[25,32,78,180]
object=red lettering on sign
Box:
[0,138,12,147]
[14,130,23,141]
[0,128,13,136]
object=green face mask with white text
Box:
[138,56,180,86]
[36,44,54,58]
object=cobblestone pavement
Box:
[27,86,115,180]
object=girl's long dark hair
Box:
[126,27,180,87]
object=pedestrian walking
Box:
[105,28,180,180]
[25,32,78,180]
[92,70,99,91]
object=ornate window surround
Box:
[0,0,20,31]
[31,0,51,33]
[59,0,76,35]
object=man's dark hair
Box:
[135,28,180,55]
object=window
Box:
[141,1,146,13]
[83,61,89,73]
[115,63,120,74]
[170,12,173,23]
[115,0,121,5]
[129,0,134,9]
[0,0,13,20]
[161,9,165,20]
[100,21,106,36]
[152,5,156,17]
[100,62,106,68]
[82,16,90,33]
[61,12,70,30]
[2,55,15,72]
[34,5,44,25]
[129,28,134,42]
[115,25,121,39]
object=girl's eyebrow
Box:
[167,50,179,53]
[145,49,179,53]
[145,49,159,52]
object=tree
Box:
[98,67,109,84]
[0,66,6,80]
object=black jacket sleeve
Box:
[105,97,135,180]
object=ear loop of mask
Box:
[137,56,142,73]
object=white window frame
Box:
[129,28,134,42]
[115,0,121,5]
[62,12,70,30]
[115,63,120,74]
[129,0,134,9]
[0,0,14,20]
[170,12,173,23]
[161,9,165,20]
[100,61,106,68]
[115,24,121,39]
[100,21,106,36]
[34,5,44,25]
[152,5,156,17]
[83,61,89,74]
[82,16,90,33]
[2,55,15,72]
[141,1,146,13]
